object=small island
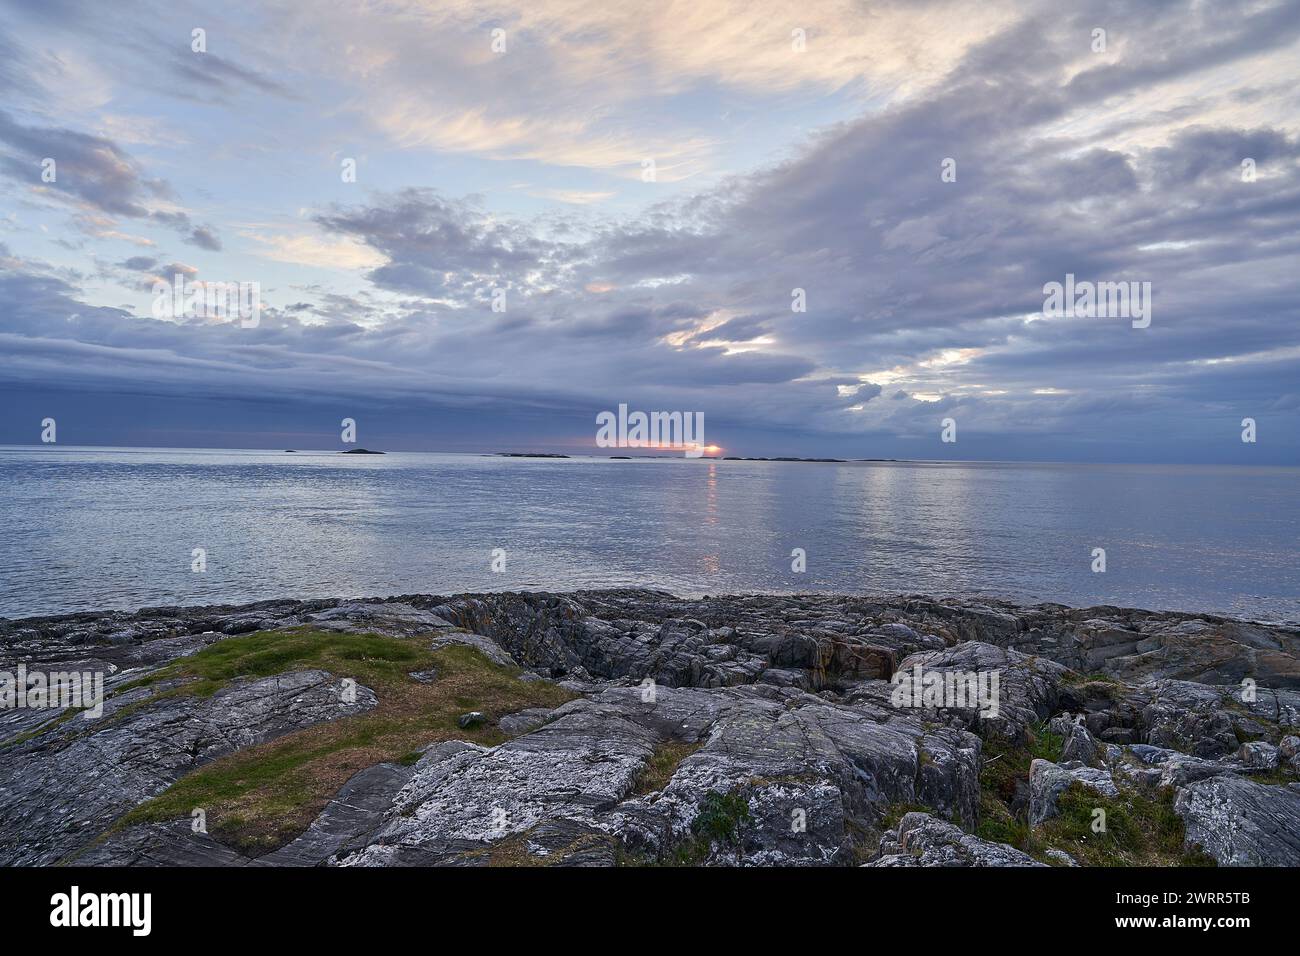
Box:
[341,448,385,455]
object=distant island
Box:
[495,452,570,458]
[341,448,385,455]
[724,456,847,463]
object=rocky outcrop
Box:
[1028,759,1119,825]
[3,589,1299,867]
[869,812,1045,867]
[0,670,376,866]
[1175,775,1300,866]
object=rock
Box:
[1138,681,1246,757]
[3,588,1299,868]
[338,704,660,866]
[0,670,377,866]
[306,601,457,639]
[1045,848,1079,866]
[1028,759,1119,825]
[1050,715,1100,766]
[1280,735,1300,771]
[868,812,1045,867]
[1159,755,1238,789]
[1237,741,1280,771]
[457,711,487,729]
[1175,775,1300,866]
[893,642,1069,744]
[497,708,554,736]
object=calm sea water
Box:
[0,446,1296,623]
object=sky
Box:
[0,0,1298,462]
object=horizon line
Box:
[1,442,1294,469]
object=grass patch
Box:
[669,789,753,864]
[124,628,431,698]
[691,790,752,844]
[115,629,573,855]
[974,721,1214,866]
[1028,722,1065,763]
[1239,768,1295,786]
[1036,783,1216,867]
[631,740,702,796]
[475,827,617,867]
[1061,671,1123,686]
[975,789,1029,847]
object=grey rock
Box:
[457,711,487,729]
[4,588,1300,867]
[1050,715,1100,766]
[1028,759,1119,825]
[1176,775,1300,866]
[497,708,555,736]
[0,670,376,866]
[1045,848,1079,866]
[256,762,414,866]
[895,642,1069,744]
[1237,741,1280,771]
[868,812,1045,867]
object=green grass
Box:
[666,789,754,864]
[973,721,1214,866]
[631,740,702,796]
[112,629,573,855]
[124,628,432,698]
[690,790,752,844]
[1036,784,1216,867]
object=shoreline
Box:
[4,588,1297,631]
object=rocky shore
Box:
[2,590,1298,867]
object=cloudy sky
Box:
[1,0,1298,462]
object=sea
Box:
[1,446,1296,623]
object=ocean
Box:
[1,446,1296,622]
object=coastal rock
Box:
[1028,759,1119,825]
[1175,775,1300,866]
[1237,741,1279,771]
[895,642,1069,744]
[3,588,1299,867]
[0,670,376,866]
[1050,715,1101,766]
[868,812,1044,867]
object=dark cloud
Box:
[185,226,222,251]
[0,110,165,217]
[0,111,223,251]
[166,52,295,101]
[315,189,562,300]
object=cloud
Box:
[0,110,166,217]
[0,0,1297,462]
